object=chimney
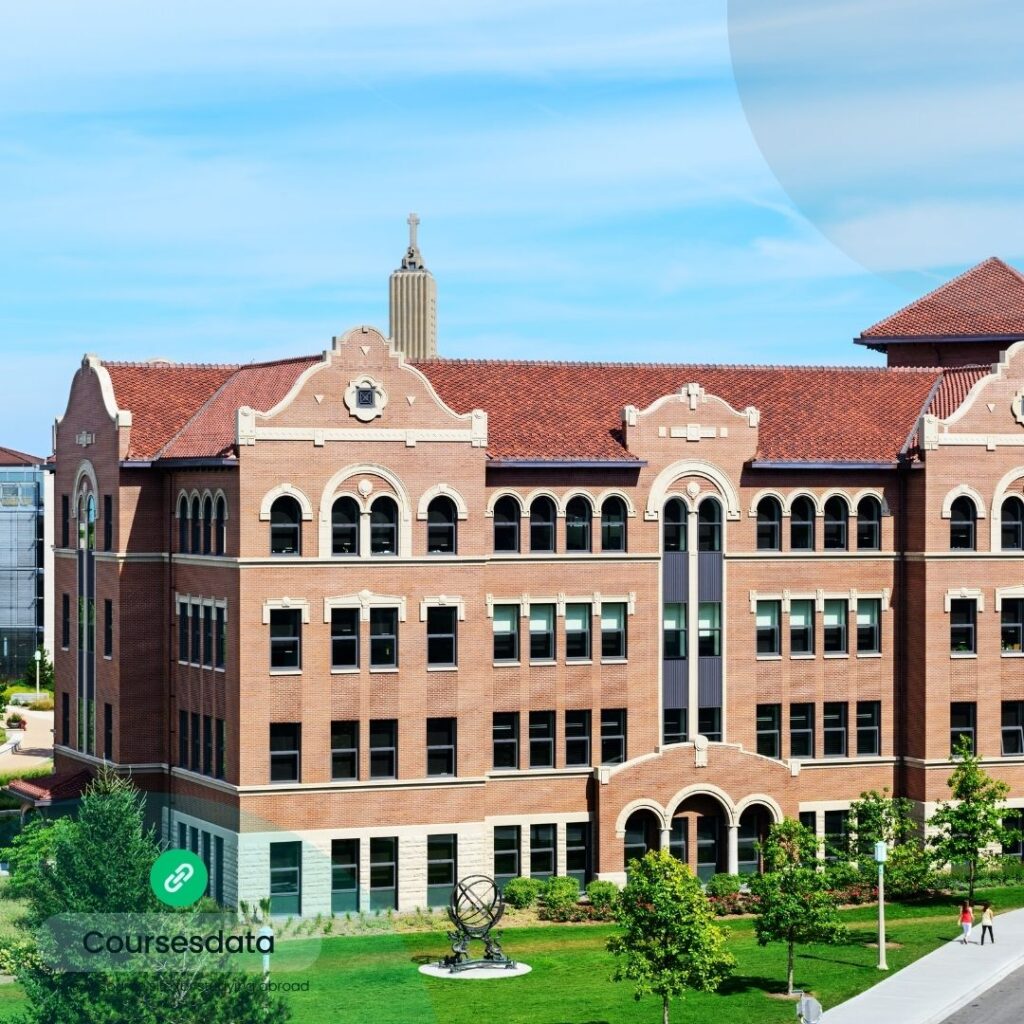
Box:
[388,212,437,359]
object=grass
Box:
[3,885,1024,1022]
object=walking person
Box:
[980,902,995,945]
[958,900,974,944]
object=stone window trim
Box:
[262,597,311,625]
[322,591,407,623]
[418,595,466,622]
[485,592,636,617]
[415,484,469,521]
[747,589,890,614]
[258,484,314,522]
[943,588,985,614]
[940,485,987,520]
[343,374,388,422]
[175,487,229,520]
[995,586,1024,612]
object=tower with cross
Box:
[389,212,437,358]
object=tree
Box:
[608,849,735,1024]
[750,818,847,996]
[8,770,291,1024]
[929,734,1020,902]
[848,789,933,897]
[21,648,54,691]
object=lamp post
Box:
[874,840,888,970]
[33,648,41,696]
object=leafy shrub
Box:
[502,876,544,909]
[706,892,759,916]
[0,937,43,975]
[585,880,620,915]
[539,902,612,922]
[4,712,25,730]
[705,873,742,898]
[0,728,6,745]
[541,875,581,914]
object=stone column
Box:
[726,823,739,876]
[660,826,671,852]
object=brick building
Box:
[14,240,1024,915]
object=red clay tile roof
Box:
[6,769,91,805]
[0,445,44,466]
[415,359,950,464]
[859,258,1024,341]
[926,366,990,421]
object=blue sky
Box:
[2,0,1021,455]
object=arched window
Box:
[601,496,627,552]
[214,495,227,555]
[269,495,301,555]
[823,496,848,550]
[332,496,360,556]
[697,497,721,552]
[427,496,457,554]
[950,496,977,550]
[189,497,201,553]
[370,496,398,556]
[857,496,881,551]
[790,496,815,551]
[177,495,188,552]
[493,495,521,553]
[565,496,592,552]
[201,496,213,555]
[663,498,687,552]
[755,497,782,551]
[530,496,556,553]
[1002,496,1024,551]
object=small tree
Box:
[751,818,847,996]
[848,789,933,896]
[930,734,1020,901]
[608,849,735,1024]
[21,647,55,691]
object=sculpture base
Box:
[419,962,532,981]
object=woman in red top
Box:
[958,901,974,944]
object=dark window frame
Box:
[369,606,399,668]
[790,702,815,758]
[529,496,556,553]
[492,712,519,769]
[823,702,847,757]
[426,605,458,668]
[600,708,627,765]
[331,495,360,556]
[493,495,521,553]
[492,604,520,662]
[755,599,781,656]
[756,496,781,551]
[331,720,359,780]
[269,608,302,670]
[822,496,848,550]
[856,700,881,756]
[369,718,398,779]
[426,717,457,777]
[269,495,302,556]
[528,710,555,769]
[269,723,301,783]
[369,496,398,556]
[565,709,591,766]
[756,703,782,758]
[790,495,815,551]
[426,496,458,554]
[600,496,627,552]
[564,496,592,552]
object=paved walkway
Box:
[0,708,54,773]
[821,906,1024,1024]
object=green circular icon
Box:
[150,850,208,907]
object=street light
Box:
[33,648,41,696]
[874,840,888,970]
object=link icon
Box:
[150,850,209,907]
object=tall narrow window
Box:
[530,824,556,880]
[823,702,847,757]
[369,607,398,668]
[950,702,976,754]
[331,839,359,912]
[215,606,226,669]
[178,709,188,768]
[202,605,213,667]
[426,606,457,667]
[369,719,397,778]
[756,497,781,551]
[698,707,722,742]
[493,826,520,891]
[102,599,113,658]
[697,603,721,657]
[529,711,555,768]
[823,496,848,550]
[565,603,591,661]
[756,704,782,758]
[103,495,113,551]
[601,496,627,552]
[950,496,977,550]
[663,603,686,659]
[566,823,591,886]
[331,607,359,669]
[214,495,226,555]
[331,496,360,556]
[269,723,301,782]
[663,708,687,744]
[190,713,200,772]
[823,599,848,654]
[493,495,520,552]
[856,598,881,654]
[857,496,881,550]
[269,609,302,670]
[190,602,201,664]
[426,717,456,776]
[601,602,627,659]
[330,720,359,780]
[755,600,781,656]
[61,494,70,548]
[269,496,301,555]
[790,496,815,550]
[427,834,457,908]
[370,497,398,556]
[529,603,555,661]
[601,709,626,764]
[177,496,189,552]
[565,496,592,552]
[269,842,302,916]
[492,605,520,662]
[663,498,687,551]
[1002,598,1024,653]
[62,593,70,648]
[790,703,814,758]
[190,496,201,553]
[790,599,814,655]
[492,712,519,769]
[950,598,977,654]
[856,701,880,756]
[215,718,225,779]
[697,498,722,551]
[201,496,212,554]
[1001,497,1024,551]
[61,692,70,747]
[426,496,457,554]
[202,714,213,775]
[1001,701,1024,756]
[565,709,591,766]
[103,703,113,759]
[369,837,398,911]
[529,496,556,552]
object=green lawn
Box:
[1,887,1021,1023]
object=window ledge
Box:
[755,654,782,661]
[269,669,303,676]
[103,655,113,661]
[369,667,400,674]
[950,653,978,660]
[600,658,628,665]
[426,665,458,672]
[857,652,883,659]
[790,654,816,660]
[1001,652,1024,658]
[566,659,593,666]
[823,653,850,660]
[493,660,521,668]
[330,667,360,675]
[214,667,226,674]
[529,660,557,667]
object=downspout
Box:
[895,457,909,799]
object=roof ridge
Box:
[104,359,243,370]
[414,356,928,374]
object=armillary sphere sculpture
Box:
[439,874,516,972]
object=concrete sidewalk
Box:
[821,906,1024,1024]
[0,708,53,772]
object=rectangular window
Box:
[493,825,520,891]
[369,719,397,779]
[61,692,70,747]
[329,607,359,669]
[856,701,881,756]
[756,600,781,656]
[190,603,201,664]
[663,603,687,659]
[62,593,70,649]
[492,712,519,769]
[269,723,301,782]
[823,599,848,654]
[214,835,225,904]
[493,605,520,662]
[697,603,721,657]
[823,702,847,757]
[1002,599,1024,653]
[790,599,815,655]
[698,707,722,742]
[565,709,591,766]
[215,718,226,779]
[331,839,359,913]
[202,605,213,667]
[369,607,398,668]
[857,598,881,654]
[601,708,627,765]
[190,713,200,772]
[331,720,359,780]
[427,717,457,776]
[103,599,113,658]
[103,495,112,551]
[1002,701,1024,756]
[202,714,213,775]
[823,810,849,862]
[178,602,188,662]
[270,841,302,916]
[103,703,113,759]
[61,494,69,548]
[566,822,591,886]
[950,599,977,654]
[799,810,817,834]
[951,701,976,754]
[269,609,301,670]
[601,602,627,659]
[663,707,687,744]
[756,704,781,758]
[529,710,555,769]
[215,606,226,669]
[178,709,188,768]
[529,603,555,661]
[530,824,556,880]
[427,834,457,908]
[790,703,815,759]
[426,606,457,667]
[565,603,591,661]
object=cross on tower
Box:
[407,212,420,251]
